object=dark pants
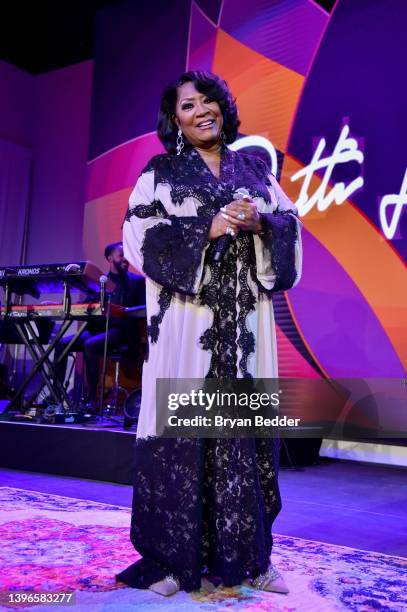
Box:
[54,327,123,401]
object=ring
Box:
[237,212,246,221]
[226,226,235,236]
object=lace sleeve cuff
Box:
[254,211,301,292]
[141,216,211,295]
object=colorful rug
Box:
[0,486,405,611]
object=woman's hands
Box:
[208,196,262,240]
[208,210,234,240]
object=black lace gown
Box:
[116,144,302,592]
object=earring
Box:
[176,128,184,155]
[220,130,226,144]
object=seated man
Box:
[54,242,145,406]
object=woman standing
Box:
[117,71,302,596]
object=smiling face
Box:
[109,245,129,274]
[173,81,223,149]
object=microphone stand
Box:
[98,291,111,424]
[93,285,121,428]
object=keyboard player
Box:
[53,241,145,407]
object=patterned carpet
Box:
[0,486,406,611]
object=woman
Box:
[116,71,302,596]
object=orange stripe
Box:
[83,188,131,273]
[281,155,407,369]
[212,29,303,152]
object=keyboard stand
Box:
[4,281,88,413]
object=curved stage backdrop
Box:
[84,0,406,380]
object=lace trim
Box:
[146,146,272,209]
[141,216,211,296]
[199,241,238,379]
[147,287,172,345]
[125,199,168,220]
[259,212,299,292]
[193,147,270,378]
[236,235,257,377]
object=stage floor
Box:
[1,458,406,558]
[0,419,136,484]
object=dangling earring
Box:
[176,128,184,155]
[220,130,226,144]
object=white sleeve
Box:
[123,169,170,274]
[123,169,211,295]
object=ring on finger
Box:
[226,226,235,237]
[237,212,246,221]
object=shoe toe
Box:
[265,575,289,594]
[149,576,180,597]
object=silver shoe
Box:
[149,574,180,596]
[250,564,289,594]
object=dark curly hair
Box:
[104,241,122,260]
[157,70,241,154]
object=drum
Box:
[123,388,142,424]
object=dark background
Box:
[0,0,335,75]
